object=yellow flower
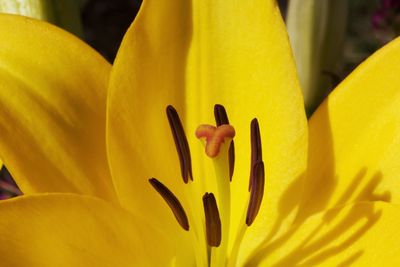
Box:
[0,0,400,266]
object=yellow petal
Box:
[108,0,307,257]
[249,201,400,266]
[298,37,400,221]
[0,193,178,267]
[0,15,115,200]
[107,0,192,228]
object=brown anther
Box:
[149,178,190,231]
[166,105,193,183]
[246,161,265,226]
[249,118,262,191]
[195,124,235,158]
[202,193,222,247]
[214,104,235,181]
[214,104,230,126]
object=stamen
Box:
[246,161,265,226]
[214,104,229,126]
[149,178,190,231]
[214,104,235,181]
[166,105,193,183]
[202,193,222,247]
[195,124,235,158]
[249,118,262,191]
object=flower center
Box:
[148,104,265,267]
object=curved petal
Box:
[108,0,192,227]
[107,0,307,257]
[248,201,400,266]
[0,15,115,200]
[298,36,400,221]
[0,193,179,267]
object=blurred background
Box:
[0,0,399,198]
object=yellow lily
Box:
[0,0,400,266]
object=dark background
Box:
[81,0,142,62]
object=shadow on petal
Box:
[245,101,392,266]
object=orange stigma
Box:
[195,124,235,158]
